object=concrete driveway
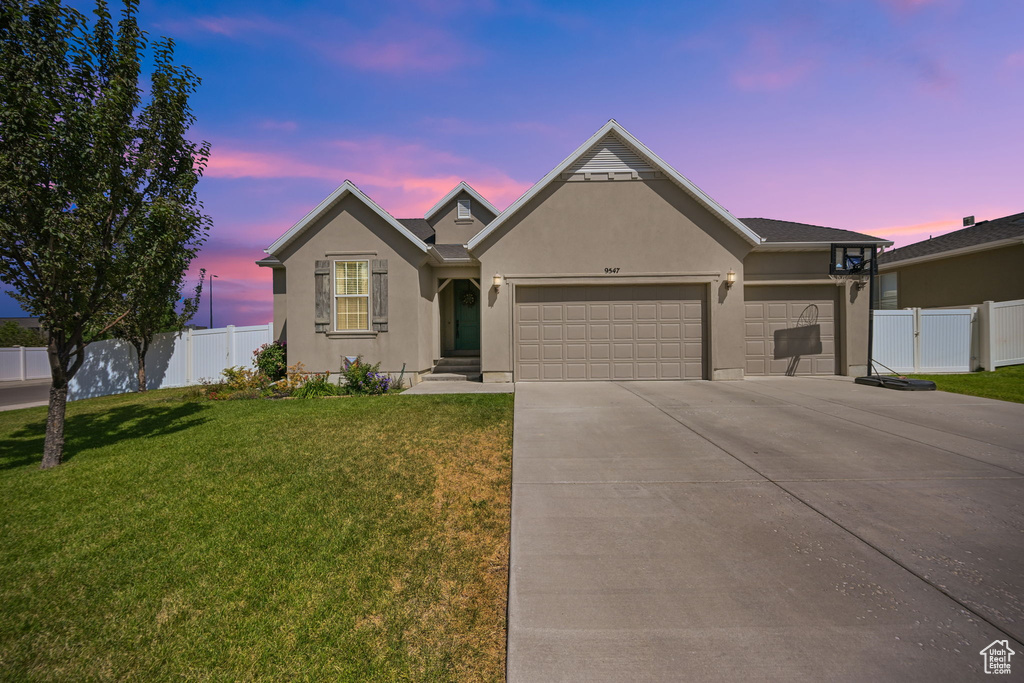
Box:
[508,378,1024,682]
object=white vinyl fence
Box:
[873,298,1024,374]
[0,346,50,381]
[983,298,1024,369]
[873,309,975,373]
[0,323,272,400]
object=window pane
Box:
[336,296,368,330]
[335,261,368,296]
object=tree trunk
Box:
[136,341,148,392]
[41,382,68,470]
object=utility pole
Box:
[209,274,218,329]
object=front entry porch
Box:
[428,277,482,382]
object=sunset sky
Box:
[4,0,1022,326]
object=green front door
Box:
[454,280,481,351]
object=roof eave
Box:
[423,181,499,221]
[878,237,1024,271]
[754,239,894,251]
[467,120,764,252]
[265,181,429,257]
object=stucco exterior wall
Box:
[744,250,870,376]
[272,268,287,343]
[430,190,496,245]
[473,178,753,381]
[276,194,434,378]
[891,245,1024,308]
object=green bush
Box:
[292,373,343,399]
[340,357,394,395]
[0,320,45,347]
[253,341,287,381]
[221,366,271,391]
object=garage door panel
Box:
[744,287,837,377]
[515,284,704,381]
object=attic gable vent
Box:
[568,133,654,175]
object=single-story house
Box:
[877,211,1024,309]
[257,120,890,384]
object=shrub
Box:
[341,357,394,395]
[275,362,312,395]
[221,366,271,392]
[292,373,343,398]
[253,341,287,381]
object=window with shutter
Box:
[334,260,369,331]
[457,199,471,220]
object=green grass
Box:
[908,364,1024,404]
[0,389,514,681]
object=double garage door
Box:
[744,286,837,376]
[515,284,705,381]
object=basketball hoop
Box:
[828,272,868,289]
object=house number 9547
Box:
[604,267,620,274]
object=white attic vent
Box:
[569,133,654,175]
[457,199,471,220]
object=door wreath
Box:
[461,291,477,307]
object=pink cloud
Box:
[1007,50,1024,70]
[206,149,342,181]
[326,28,472,73]
[730,29,819,92]
[204,137,530,219]
[878,0,942,14]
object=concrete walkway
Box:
[401,381,514,395]
[508,378,1024,682]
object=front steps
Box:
[422,355,481,382]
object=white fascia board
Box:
[423,181,499,220]
[266,180,428,256]
[754,240,894,251]
[878,237,1024,271]
[467,120,764,251]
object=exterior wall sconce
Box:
[726,270,736,287]
[492,273,503,289]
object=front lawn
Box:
[908,364,1024,404]
[0,389,513,681]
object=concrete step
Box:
[421,372,482,382]
[434,363,481,372]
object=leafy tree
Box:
[112,259,205,393]
[0,0,210,468]
[0,320,46,347]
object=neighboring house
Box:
[258,120,890,384]
[877,211,1024,309]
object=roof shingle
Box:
[878,212,1024,265]
[740,218,887,244]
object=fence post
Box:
[978,301,995,372]
[226,325,235,367]
[186,328,194,384]
[912,308,921,372]
[18,346,26,382]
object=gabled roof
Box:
[265,180,428,256]
[397,218,435,243]
[742,218,891,246]
[878,211,1024,266]
[466,120,764,251]
[423,181,499,221]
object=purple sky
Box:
[4,0,1023,326]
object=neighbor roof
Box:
[741,218,890,245]
[466,120,764,251]
[265,181,428,256]
[423,181,499,220]
[878,211,1024,265]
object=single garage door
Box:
[744,286,837,376]
[515,284,704,381]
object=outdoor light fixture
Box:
[726,269,736,287]
[492,273,503,289]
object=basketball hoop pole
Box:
[866,244,877,377]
